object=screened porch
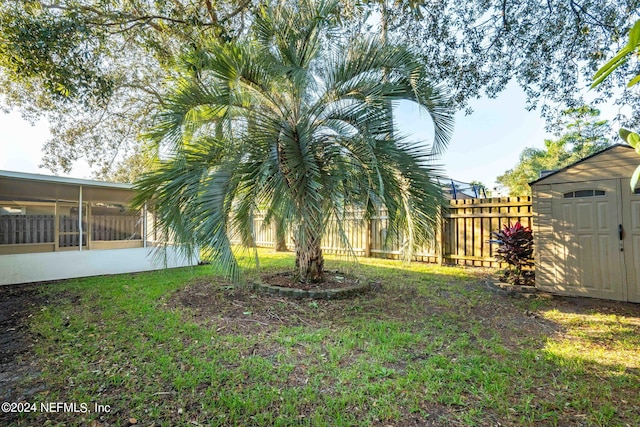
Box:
[0,170,156,255]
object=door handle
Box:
[619,224,624,251]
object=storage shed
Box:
[530,144,640,302]
[0,170,199,285]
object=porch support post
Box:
[79,185,83,251]
[143,202,148,248]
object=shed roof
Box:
[528,144,635,187]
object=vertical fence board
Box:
[10,216,16,244]
[443,197,532,267]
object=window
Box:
[563,190,606,198]
[90,203,142,241]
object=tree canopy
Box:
[0,0,254,176]
[496,106,612,195]
[0,0,638,177]
[386,1,640,131]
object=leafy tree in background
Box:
[0,0,638,178]
[132,0,454,282]
[0,0,255,177]
[104,142,157,183]
[496,106,611,195]
[397,1,640,125]
[592,19,640,190]
[469,181,491,197]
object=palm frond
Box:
[135,0,454,281]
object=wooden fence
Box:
[240,197,532,268]
[443,197,532,267]
[0,214,142,247]
[2,197,532,267]
[0,215,55,245]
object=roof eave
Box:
[528,144,632,187]
[0,169,133,189]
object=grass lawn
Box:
[6,250,640,426]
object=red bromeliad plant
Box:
[490,222,534,285]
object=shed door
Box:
[622,184,640,302]
[553,179,626,301]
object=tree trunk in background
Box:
[275,219,288,252]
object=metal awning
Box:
[0,170,135,204]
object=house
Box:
[442,179,489,200]
[0,170,198,285]
[530,144,640,302]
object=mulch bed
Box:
[260,270,362,291]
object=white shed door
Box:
[553,179,627,301]
[622,184,640,303]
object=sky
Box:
[396,81,556,193]
[0,81,557,194]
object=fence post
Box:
[436,205,444,265]
[362,212,370,257]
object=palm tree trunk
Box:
[294,232,325,282]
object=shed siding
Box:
[531,145,639,301]
[532,185,556,292]
[622,184,640,302]
[533,146,637,185]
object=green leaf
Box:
[627,20,640,48]
[591,47,632,88]
[591,20,640,89]
[631,165,640,191]
[620,128,640,148]
[628,74,640,87]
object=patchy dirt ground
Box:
[164,279,368,335]
[163,278,640,426]
[165,278,561,349]
[0,283,45,404]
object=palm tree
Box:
[134,0,454,283]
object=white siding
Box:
[0,247,199,286]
